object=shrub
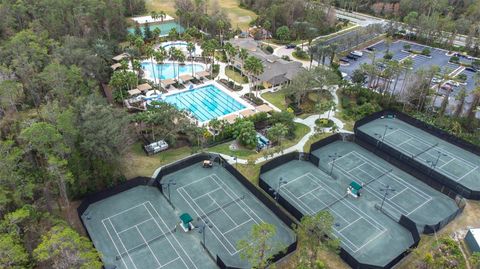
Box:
[315,118,334,127]
[383,52,393,60]
[421,47,431,56]
[450,56,459,63]
[281,55,291,61]
[457,73,467,82]
[243,93,264,105]
[265,45,274,54]
[403,44,411,51]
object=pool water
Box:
[142,62,205,80]
[163,85,246,122]
[127,22,185,36]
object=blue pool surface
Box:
[142,62,205,80]
[127,22,185,36]
[163,85,246,122]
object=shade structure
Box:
[137,83,152,92]
[255,104,274,113]
[179,74,194,83]
[240,109,256,118]
[128,89,141,96]
[160,78,176,87]
[223,114,239,124]
[112,53,129,62]
[111,63,122,70]
[195,70,210,78]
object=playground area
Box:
[260,159,414,267]
[161,160,296,268]
[81,186,217,269]
[311,140,459,227]
[357,116,480,192]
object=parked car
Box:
[465,67,478,73]
[351,50,363,57]
[286,44,296,49]
[366,47,375,51]
[144,140,169,155]
[445,80,460,87]
[340,57,350,63]
[346,54,357,60]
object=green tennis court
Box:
[312,141,459,226]
[161,161,296,268]
[260,159,414,267]
[357,117,480,191]
[81,186,217,269]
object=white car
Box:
[144,140,169,155]
[351,50,363,57]
[445,80,459,87]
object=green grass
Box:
[261,90,288,111]
[208,122,310,160]
[303,132,333,152]
[235,163,263,184]
[122,141,193,178]
[144,0,257,30]
[225,66,248,84]
[292,51,310,61]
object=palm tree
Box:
[453,87,467,117]
[154,47,168,85]
[169,47,177,80]
[159,11,166,22]
[150,11,158,20]
[328,43,338,66]
[238,47,248,75]
[176,50,186,81]
[145,45,157,84]
[187,42,196,77]
[244,56,264,98]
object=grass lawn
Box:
[144,0,257,30]
[261,90,288,111]
[303,132,333,152]
[225,66,248,84]
[208,122,310,160]
[121,141,193,178]
[235,163,263,185]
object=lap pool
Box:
[162,84,246,122]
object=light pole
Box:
[197,218,213,248]
[161,179,176,207]
[379,185,396,211]
[328,153,342,176]
[269,177,287,201]
[374,125,393,145]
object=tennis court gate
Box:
[354,109,480,200]
[155,152,298,269]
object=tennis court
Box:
[357,117,480,191]
[81,186,217,269]
[312,140,459,226]
[163,161,296,268]
[260,159,414,267]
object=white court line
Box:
[387,188,406,200]
[437,158,454,169]
[281,173,387,252]
[210,196,238,226]
[223,219,253,235]
[192,187,222,200]
[136,226,162,267]
[338,218,362,233]
[145,202,193,269]
[177,187,239,255]
[117,218,153,234]
[279,186,360,252]
[211,174,264,224]
[101,219,130,269]
[108,218,139,269]
[104,203,147,220]
[456,167,479,181]
[406,198,432,217]
[386,129,478,176]
[158,257,181,269]
[397,137,413,147]
[350,151,431,200]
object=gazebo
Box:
[127,89,141,96]
[179,213,194,232]
[112,53,129,62]
[110,63,122,71]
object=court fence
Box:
[354,109,480,200]
[154,152,298,269]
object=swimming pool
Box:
[127,22,184,37]
[142,62,205,80]
[162,84,246,122]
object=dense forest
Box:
[0,0,148,267]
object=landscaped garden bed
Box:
[218,78,243,91]
[243,93,264,105]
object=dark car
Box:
[340,57,350,63]
[346,54,357,60]
[366,47,375,51]
[465,67,478,73]
[286,44,296,49]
